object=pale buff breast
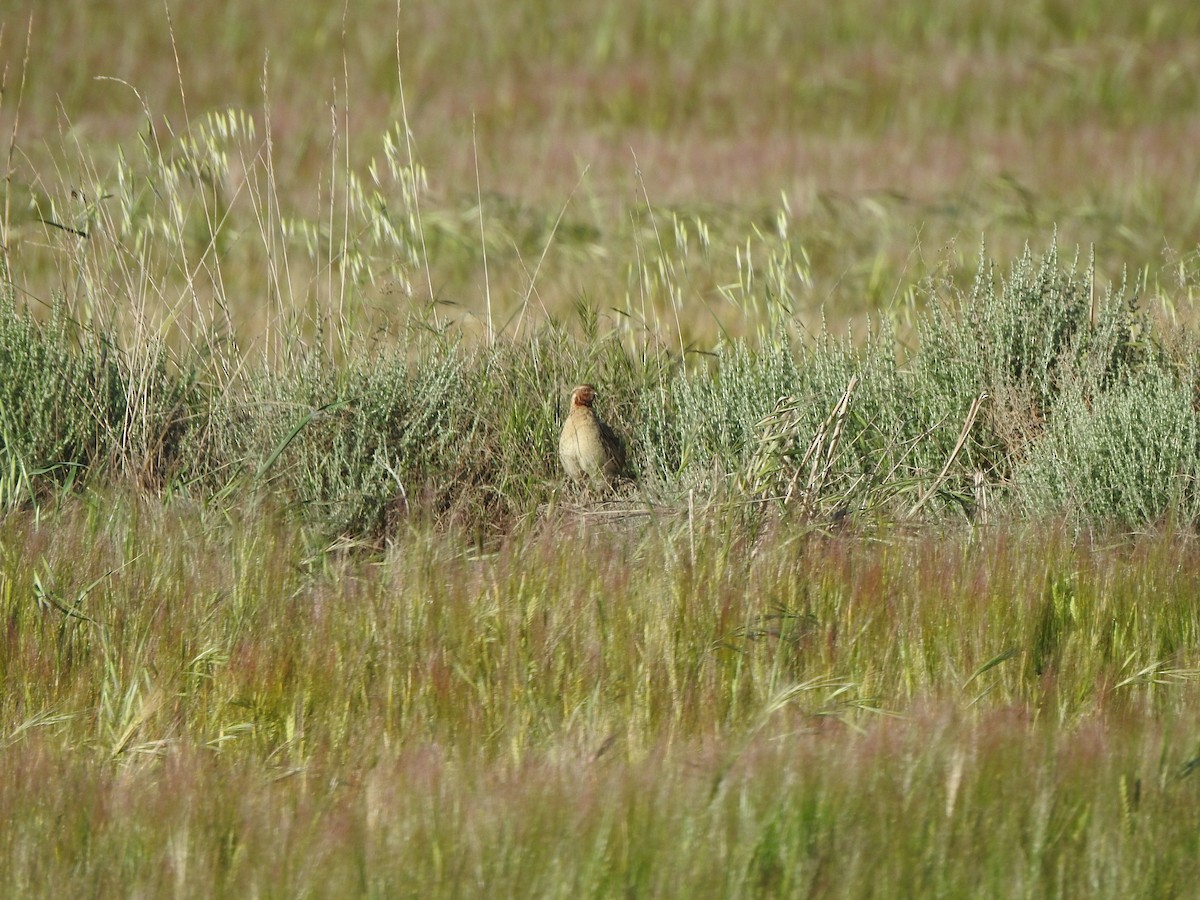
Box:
[559,385,625,483]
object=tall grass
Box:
[8,0,1200,351]
[3,501,1200,894]
[6,19,1193,533]
[6,4,1200,894]
[2,234,1197,534]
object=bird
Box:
[559,384,627,485]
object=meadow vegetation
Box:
[4,0,1200,895]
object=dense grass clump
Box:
[0,294,118,493]
[1,241,1195,533]
[1016,359,1200,523]
[0,292,196,509]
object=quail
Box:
[559,384,626,485]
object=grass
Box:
[4,504,1200,895]
[3,238,1191,536]
[7,0,1200,348]
[6,0,1200,894]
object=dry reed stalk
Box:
[907,391,988,518]
[787,375,858,514]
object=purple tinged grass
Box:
[3,495,1200,892]
[3,0,1200,891]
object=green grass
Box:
[4,503,1200,895]
[6,1,1200,895]
[2,238,1192,535]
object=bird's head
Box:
[570,384,597,408]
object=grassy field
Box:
[6,509,1200,895]
[5,1,1200,895]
